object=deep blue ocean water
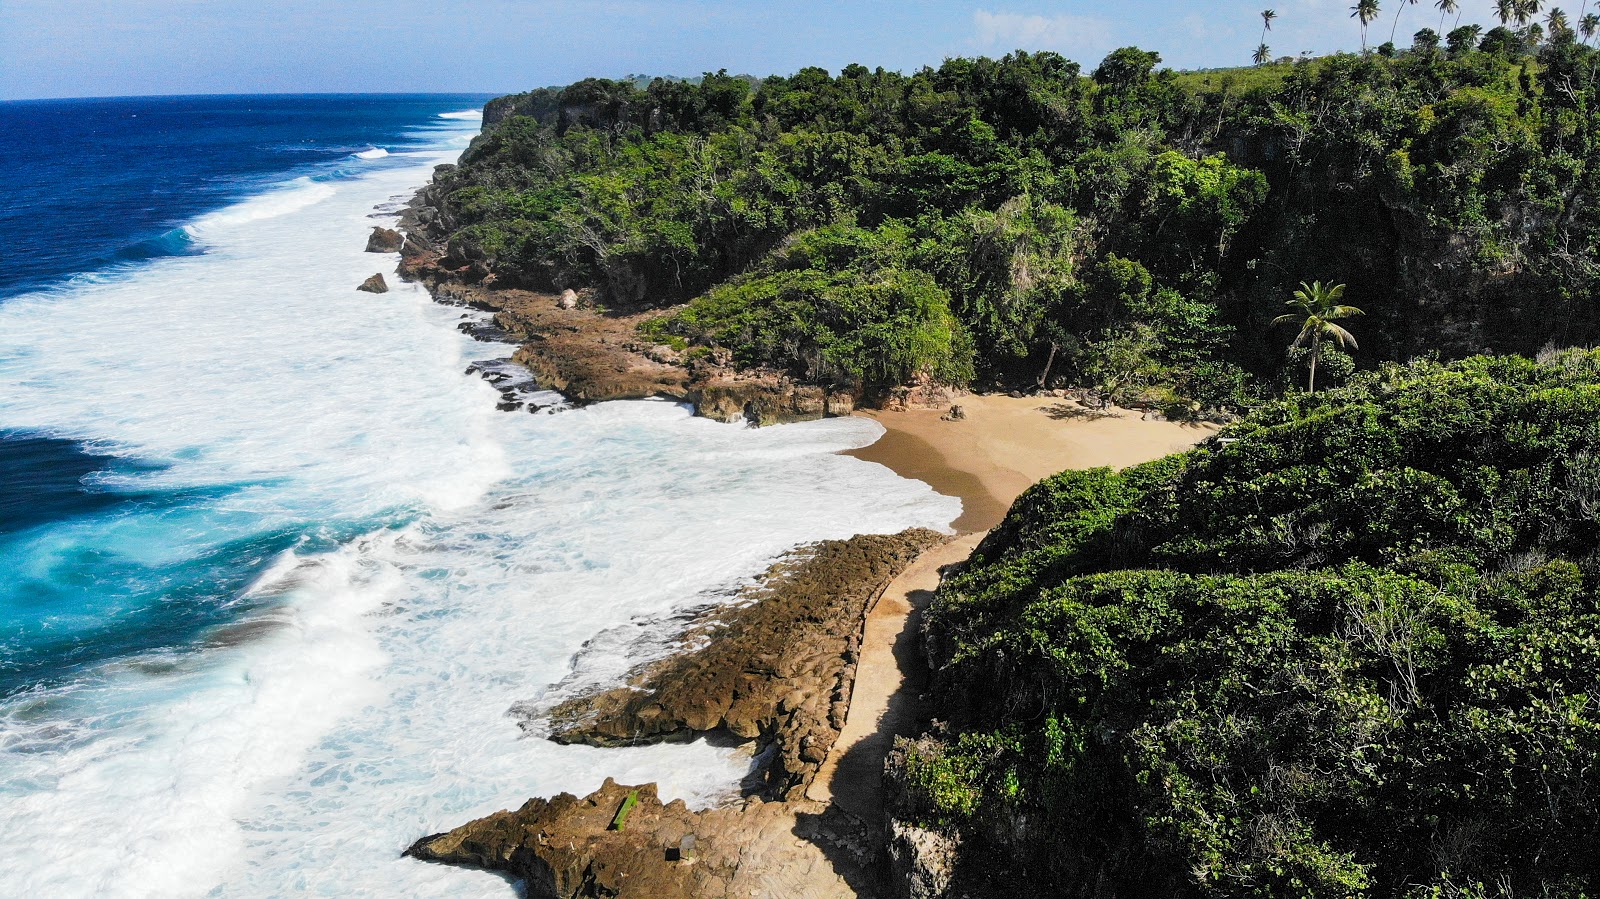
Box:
[0,95,490,697]
[0,95,490,299]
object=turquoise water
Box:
[0,97,958,896]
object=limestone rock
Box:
[365,227,405,253]
[543,530,947,800]
[357,273,389,294]
[406,779,874,899]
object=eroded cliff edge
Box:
[390,180,952,426]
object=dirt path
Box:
[805,533,987,819]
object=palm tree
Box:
[1255,43,1274,64]
[1496,0,1517,24]
[1582,11,1599,41]
[1261,8,1279,44]
[1391,0,1420,42]
[1354,0,1382,49]
[1436,0,1461,30]
[1273,282,1364,392]
[1547,6,1571,35]
[1516,0,1543,26]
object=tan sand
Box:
[813,395,1216,822]
[847,394,1216,532]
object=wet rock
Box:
[365,227,405,253]
[544,530,947,800]
[941,405,966,422]
[357,273,389,294]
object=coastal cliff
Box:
[394,189,953,425]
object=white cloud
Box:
[971,9,1114,55]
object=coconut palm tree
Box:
[1354,0,1382,49]
[1497,0,1518,24]
[1437,0,1462,29]
[1391,0,1421,41]
[1273,282,1364,392]
[1582,11,1600,41]
[1547,5,1571,35]
[1517,0,1543,26]
[1261,8,1279,44]
[1255,43,1274,64]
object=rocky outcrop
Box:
[406,779,880,898]
[365,227,405,253]
[883,738,962,899]
[690,376,857,426]
[544,530,946,800]
[357,273,389,293]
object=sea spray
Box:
[0,102,958,898]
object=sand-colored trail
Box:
[807,532,986,818]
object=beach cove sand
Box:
[847,394,1215,533]
[813,395,1217,815]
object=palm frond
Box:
[1271,313,1305,328]
[1326,304,1366,319]
[1323,322,1360,349]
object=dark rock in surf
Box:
[357,273,390,294]
[365,227,405,253]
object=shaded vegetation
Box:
[905,350,1600,897]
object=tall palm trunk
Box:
[1309,333,1321,392]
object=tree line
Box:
[428,32,1600,412]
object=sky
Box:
[0,0,1547,100]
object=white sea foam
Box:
[354,147,389,160]
[0,108,958,898]
[437,110,483,120]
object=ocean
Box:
[0,95,958,897]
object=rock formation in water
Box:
[545,529,945,800]
[407,778,881,898]
[365,226,405,253]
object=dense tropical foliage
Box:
[902,350,1600,897]
[426,25,1600,406]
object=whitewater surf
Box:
[0,101,957,897]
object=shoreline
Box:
[848,394,1218,533]
[392,180,1219,897]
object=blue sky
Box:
[0,0,1536,100]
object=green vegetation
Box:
[905,350,1600,897]
[431,28,1600,407]
[1273,282,1364,392]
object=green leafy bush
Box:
[913,352,1600,897]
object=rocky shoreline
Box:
[385,172,958,426]
[378,167,972,898]
[405,531,950,898]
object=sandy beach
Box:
[847,394,1217,532]
[813,394,1217,818]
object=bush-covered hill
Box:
[897,350,1600,897]
[423,31,1600,407]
